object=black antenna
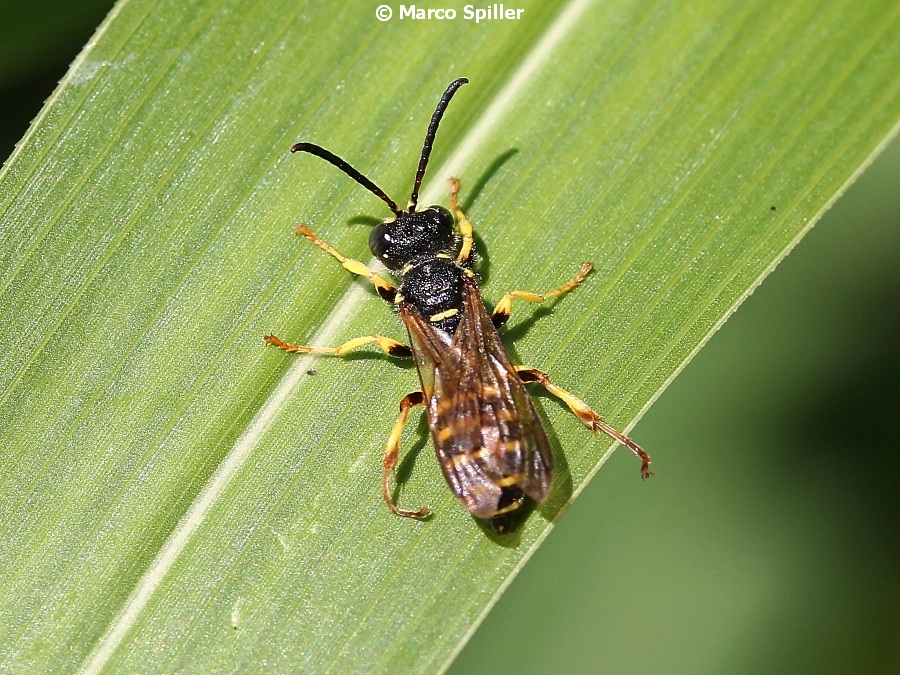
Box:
[291,142,402,217]
[408,77,468,213]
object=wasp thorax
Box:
[369,205,455,271]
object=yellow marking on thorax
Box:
[430,308,459,322]
[437,427,454,442]
[495,474,524,487]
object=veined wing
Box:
[400,275,553,522]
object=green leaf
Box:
[1,0,897,672]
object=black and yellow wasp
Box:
[266,78,650,532]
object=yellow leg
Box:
[296,224,398,302]
[515,366,652,479]
[264,333,411,358]
[382,391,430,518]
[449,177,474,265]
[492,263,593,327]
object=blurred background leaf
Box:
[0,0,113,152]
[0,0,897,672]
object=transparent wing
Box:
[400,277,553,520]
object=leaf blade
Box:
[0,0,897,672]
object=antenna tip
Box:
[290,143,305,153]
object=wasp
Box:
[266,78,651,532]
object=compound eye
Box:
[428,205,454,231]
[424,206,455,251]
[369,221,403,270]
[429,205,456,253]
